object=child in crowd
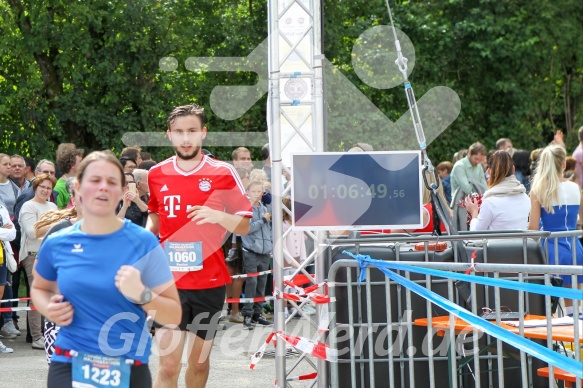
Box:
[436,161,453,205]
[241,180,273,329]
[249,169,271,205]
[282,196,307,318]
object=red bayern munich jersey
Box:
[148,155,252,289]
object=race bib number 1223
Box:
[72,351,130,388]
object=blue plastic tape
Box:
[343,252,582,301]
[344,252,583,378]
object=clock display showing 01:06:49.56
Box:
[307,184,405,200]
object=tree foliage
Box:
[0,0,581,164]
[324,0,582,162]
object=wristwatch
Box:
[136,287,153,305]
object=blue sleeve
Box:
[133,233,174,289]
[36,237,58,281]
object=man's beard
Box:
[174,146,201,160]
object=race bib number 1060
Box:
[164,241,203,272]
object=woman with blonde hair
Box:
[464,150,530,230]
[529,144,583,316]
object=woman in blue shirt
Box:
[529,145,583,317]
[31,151,181,388]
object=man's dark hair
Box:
[468,142,486,156]
[121,146,141,162]
[57,148,79,174]
[120,157,137,169]
[495,138,511,150]
[140,151,152,161]
[139,160,157,170]
[167,104,206,130]
[512,150,531,177]
[23,156,36,172]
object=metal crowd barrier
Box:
[325,231,583,388]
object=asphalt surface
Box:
[0,309,316,388]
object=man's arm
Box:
[146,212,160,236]
[188,206,250,235]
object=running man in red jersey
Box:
[147,104,252,388]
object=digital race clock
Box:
[292,151,423,229]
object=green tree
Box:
[323,0,582,162]
[0,0,268,161]
[0,0,580,165]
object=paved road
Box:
[0,310,316,388]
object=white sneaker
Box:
[32,338,44,350]
[0,340,13,353]
[0,328,16,339]
[1,320,21,337]
[302,305,317,315]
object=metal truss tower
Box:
[268,0,327,387]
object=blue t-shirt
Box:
[36,219,173,364]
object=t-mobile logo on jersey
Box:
[164,195,181,218]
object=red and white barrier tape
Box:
[283,273,315,287]
[278,332,337,362]
[273,289,332,332]
[465,250,478,275]
[230,266,297,280]
[0,306,36,313]
[249,331,337,370]
[286,372,318,381]
[231,269,273,279]
[0,297,31,303]
[225,296,275,304]
[274,289,334,305]
[250,332,276,370]
[284,279,325,294]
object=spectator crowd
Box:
[0,109,581,387]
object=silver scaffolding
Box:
[267,0,326,387]
[326,231,583,388]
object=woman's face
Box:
[76,160,123,217]
[34,179,54,202]
[0,156,11,178]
